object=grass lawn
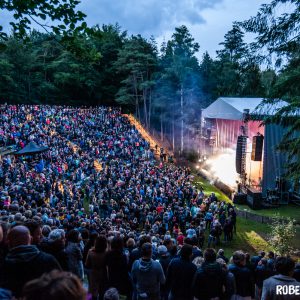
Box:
[210,217,300,259]
[235,204,300,223]
[193,175,300,258]
[219,217,271,257]
[193,175,232,203]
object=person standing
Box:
[166,244,197,300]
[85,235,108,300]
[262,257,300,300]
[192,248,226,300]
[1,226,61,297]
[131,243,165,300]
[65,229,84,280]
[105,236,132,299]
[229,251,254,300]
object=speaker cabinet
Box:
[251,135,264,161]
[236,136,247,174]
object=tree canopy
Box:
[0,0,86,39]
[241,0,300,183]
[0,0,299,181]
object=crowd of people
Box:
[0,105,299,300]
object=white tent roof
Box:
[202,97,287,120]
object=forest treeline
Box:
[0,24,276,150]
[0,0,299,177]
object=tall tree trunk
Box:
[143,87,148,129]
[28,71,31,102]
[160,111,164,141]
[148,88,152,129]
[180,83,184,154]
[172,106,175,151]
[133,74,140,121]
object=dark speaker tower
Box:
[236,136,247,174]
[251,135,264,161]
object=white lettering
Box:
[276,285,300,295]
[276,286,283,295]
[282,286,288,295]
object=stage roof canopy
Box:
[202,97,287,120]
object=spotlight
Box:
[196,165,200,169]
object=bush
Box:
[268,217,296,256]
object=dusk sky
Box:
[1,0,271,58]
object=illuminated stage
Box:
[200,97,288,207]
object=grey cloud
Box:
[79,0,223,36]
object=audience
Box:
[0,105,298,300]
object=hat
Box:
[158,245,168,255]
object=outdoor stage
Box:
[200,97,288,208]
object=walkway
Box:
[123,114,174,160]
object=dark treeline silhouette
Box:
[0,24,274,154]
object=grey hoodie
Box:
[262,274,300,300]
[131,258,165,297]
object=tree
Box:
[199,52,218,105]
[0,0,86,40]
[218,24,247,62]
[114,35,157,128]
[268,217,296,256]
[167,25,200,153]
[241,0,300,183]
[90,24,127,104]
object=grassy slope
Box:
[193,176,232,203]
[235,204,300,223]
[193,175,300,257]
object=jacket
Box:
[228,264,254,298]
[1,245,60,297]
[262,274,300,300]
[105,250,132,296]
[41,240,69,271]
[255,265,272,288]
[192,261,226,300]
[131,258,165,298]
[65,242,84,280]
[166,258,197,300]
[85,249,107,297]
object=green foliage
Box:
[0,27,125,105]
[268,217,296,256]
[0,0,86,40]
[241,0,300,183]
[218,24,247,62]
[114,34,157,127]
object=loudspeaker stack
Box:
[236,135,247,174]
